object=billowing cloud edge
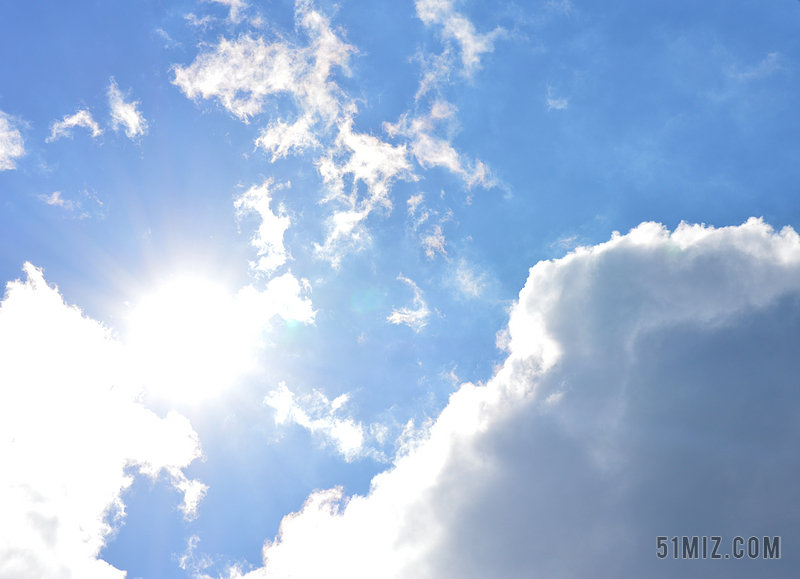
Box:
[0,263,206,579]
[231,217,800,579]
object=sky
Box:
[2,0,800,577]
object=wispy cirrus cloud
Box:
[387,274,430,332]
[173,1,417,267]
[173,0,502,268]
[173,2,353,135]
[405,192,453,260]
[314,120,414,266]
[206,0,249,23]
[0,111,25,171]
[384,100,493,188]
[108,78,148,138]
[37,189,105,219]
[415,0,505,75]
[46,109,103,143]
[383,1,504,193]
[265,382,385,462]
[155,27,183,50]
[41,191,75,210]
[454,260,486,298]
[546,86,568,110]
[729,51,782,81]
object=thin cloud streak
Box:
[46,109,103,142]
[108,78,148,138]
[387,274,430,332]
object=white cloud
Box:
[404,195,452,260]
[384,101,493,188]
[415,0,505,75]
[393,2,503,194]
[454,260,486,298]
[235,179,292,275]
[173,2,354,135]
[236,217,800,579]
[108,78,148,138]
[207,0,248,23]
[731,51,782,81]
[0,263,206,579]
[39,191,75,210]
[314,120,414,267]
[546,86,568,110]
[0,111,25,171]
[421,224,447,259]
[387,274,430,332]
[46,109,103,142]
[265,383,374,462]
[185,12,216,31]
[238,272,316,326]
[156,28,183,49]
[407,193,425,216]
[545,0,574,15]
[174,2,419,266]
[412,48,454,101]
[174,0,502,267]
[37,189,106,220]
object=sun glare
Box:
[127,276,258,404]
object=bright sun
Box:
[127,276,258,404]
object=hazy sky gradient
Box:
[2,1,800,578]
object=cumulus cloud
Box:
[235,179,292,274]
[0,111,25,171]
[236,218,800,579]
[265,382,376,462]
[46,109,103,142]
[0,263,206,579]
[108,78,148,138]
[387,274,430,332]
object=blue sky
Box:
[2,1,800,577]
